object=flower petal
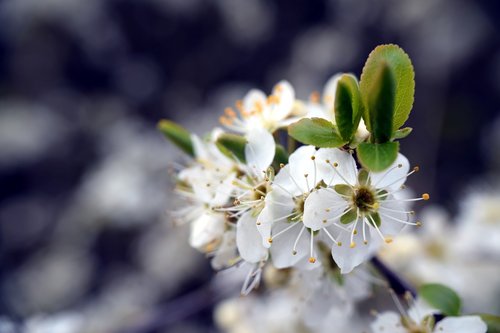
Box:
[370,312,406,333]
[434,316,487,333]
[270,221,308,268]
[331,225,376,274]
[377,195,409,237]
[256,188,294,247]
[245,127,275,174]
[322,73,343,113]
[189,212,225,250]
[288,145,320,193]
[236,212,268,263]
[303,188,347,231]
[271,80,295,121]
[315,148,358,186]
[370,153,410,191]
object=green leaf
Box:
[357,141,399,172]
[335,74,362,141]
[393,127,413,139]
[418,283,461,316]
[476,314,500,333]
[368,62,396,143]
[360,44,415,132]
[340,208,357,225]
[216,133,247,162]
[157,119,194,156]
[288,118,346,148]
[357,169,370,186]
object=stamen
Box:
[322,228,339,246]
[329,162,355,188]
[381,167,419,190]
[309,230,316,263]
[372,164,403,187]
[309,91,320,103]
[350,216,359,248]
[378,211,420,226]
[268,221,301,242]
[292,226,306,255]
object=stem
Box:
[371,256,416,297]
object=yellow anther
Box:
[333,162,339,167]
[413,166,420,172]
[325,159,330,164]
[310,155,316,160]
[224,107,236,117]
[350,241,356,248]
[322,219,327,224]
[267,237,273,244]
[363,240,368,245]
[256,221,261,225]
[308,257,316,264]
[325,208,331,212]
[235,99,243,111]
[309,91,320,103]
[416,221,422,227]
[279,163,285,168]
[353,229,358,235]
[337,242,343,247]
[234,199,241,205]
[385,237,393,244]
[292,250,297,255]
[372,202,380,210]
[267,95,280,105]
[422,193,430,200]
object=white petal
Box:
[243,89,267,113]
[211,172,237,206]
[271,80,295,121]
[273,164,302,196]
[189,212,225,250]
[270,221,308,268]
[305,103,331,120]
[322,73,343,113]
[377,196,409,237]
[288,145,319,193]
[211,230,238,270]
[191,134,208,160]
[236,212,268,263]
[245,128,275,174]
[315,148,358,186]
[303,188,347,231]
[370,312,406,333]
[256,188,294,247]
[331,226,376,274]
[370,153,410,191]
[434,316,487,333]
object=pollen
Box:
[308,257,316,263]
[224,107,236,117]
[350,241,356,248]
[309,91,320,103]
[422,193,430,200]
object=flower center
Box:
[352,186,377,214]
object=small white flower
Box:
[219,80,296,133]
[303,153,427,273]
[255,145,347,268]
[371,297,487,333]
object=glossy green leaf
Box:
[157,119,194,156]
[357,141,399,172]
[216,133,247,162]
[288,118,346,148]
[335,74,362,141]
[360,44,415,132]
[476,314,500,333]
[393,127,413,139]
[419,283,461,316]
[368,62,395,143]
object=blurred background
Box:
[0,0,499,332]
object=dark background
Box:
[1,0,499,332]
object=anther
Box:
[279,163,285,168]
[416,221,422,227]
[234,199,241,205]
[350,241,356,248]
[292,250,297,255]
[398,164,403,168]
[353,229,358,235]
[325,159,330,164]
[310,155,316,160]
[256,221,261,225]
[422,193,430,200]
[308,257,316,264]
[309,91,320,103]
[267,237,273,244]
[322,219,327,224]
[363,240,368,245]
[413,166,420,172]
[333,162,339,167]
[337,242,343,247]
[384,237,393,244]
